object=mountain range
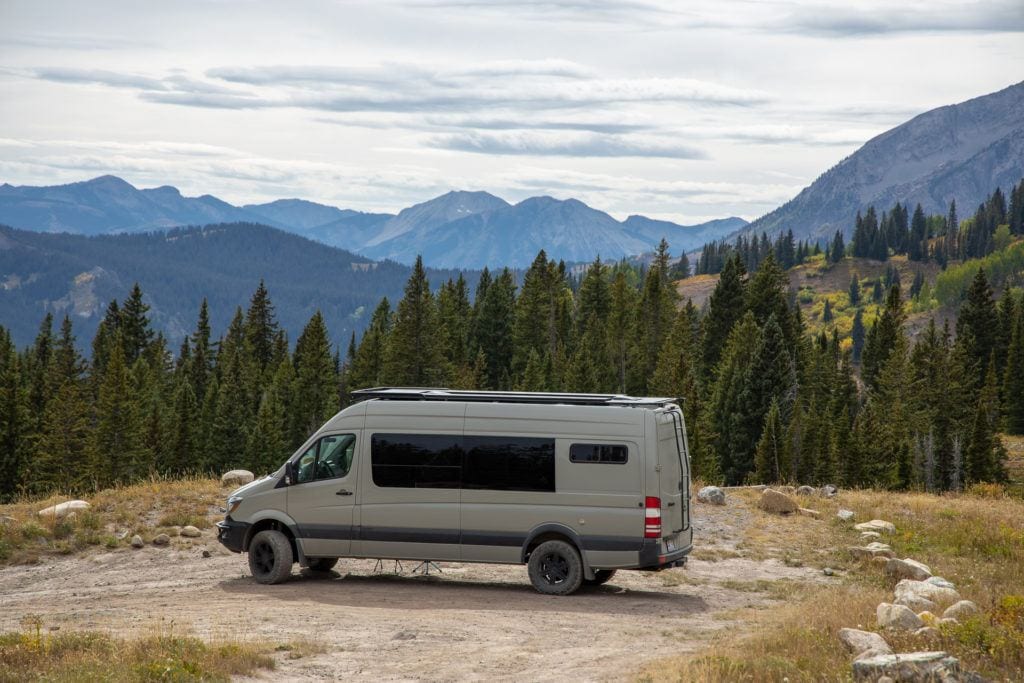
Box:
[742,80,1024,243]
[0,222,468,350]
[0,178,745,268]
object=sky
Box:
[0,0,1022,224]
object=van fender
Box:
[521,523,596,581]
[244,510,308,567]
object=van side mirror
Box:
[284,461,294,486]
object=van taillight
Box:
[644,496,662,538]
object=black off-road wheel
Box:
[306,557,338,572]
[527,539,583,595]
[248,529,294,584]
[583,569,617,586]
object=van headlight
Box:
[226,496,243,516]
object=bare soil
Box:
[0,496,832,681]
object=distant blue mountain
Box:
[0,175,746,267]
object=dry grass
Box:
[640,486,1024,682]
[0,476,224,565]
[0,618,322,682]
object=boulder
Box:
[130,534,144,549]
[914,626,941,641]
[837,509,855,522]
[885,558,933,581]
[895,594,938,614]
[798,507,821,519]
[796,485,816,496]
[942,600,979,621]
[854,519,896,534]
[925,576,956,590]
[152,533,170,546]
[180,525,202,538]
[850,542,895,560]
[221,470,254,487]
[851,651,961,682]
[38,500,90,519]
[758,488,799,514]
[877,603,925,631]
[838,628,892,656]
[696,486,726,506]
[820,484,839,498]
[895,579,961,609]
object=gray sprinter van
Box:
[217,388,692,595]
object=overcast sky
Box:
[1,1,1022,223]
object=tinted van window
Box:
[463,436,555,492]
[570,443,628,464]
[371,434,462,489]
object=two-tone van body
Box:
[218,388,693,595]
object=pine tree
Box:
[606,270,639,393]
[863,284,905,390]
[88,336,144,489]
[189,299,214,401]
[119,283,154,364]
[848,274,860,306]
[348,298,391,389]
[702,253,747,383]
[706,313,761,484]
[956,268,998,385]
[248,383,288,475]
[753,398,784,484]
[244,279,280,376]
[1004,301,1024,434]
[851,308,866,364]
[437,275,472,368]
[474,268,516,389]
[292,311,339,442]
[0,338,27,501]
[383,256,446,386]
[167,379,199,475]
[634,240,678,393]
[965,359,1004,484]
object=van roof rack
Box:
[350,387,679,407]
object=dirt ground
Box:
[0,496,832,682]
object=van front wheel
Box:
[248,530,293,584]
[528,540,583,595]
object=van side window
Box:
[294,434,357,484]
[463,436,555,492]
[569,443,628,464]
[371,434,462,489]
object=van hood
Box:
[228,473,279,498]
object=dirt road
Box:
[0,498,827,681]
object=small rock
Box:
[838,628,892,656]
[152,533,170,546]
[180,525,202,538]
[896,594,938,614]
[796,485,816,496]
[696,486,726,506]
[393,631,417,641]
[895,579,961,609]
[942,600,979,621]
[860,531,882,541]
[851,651,961,682]
[130,535,144,549]
[837,509,855,522]
[202,549,212,559]
[877,603,925,631]
[850,541,895,561]
[758,488,799,514]
[798,507,821,519]
[823,567,835,576]
[820,484,838,498]
[221,469,255,487]
[885,558,932,581]
[914,626,941,641]
[854,519,896,534]
[38,500,90,519]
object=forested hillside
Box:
[0,222,469,349]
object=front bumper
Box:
[216,519,250,553]
[638,539,692,570]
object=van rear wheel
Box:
[248,529,293,584]
[583,569,617,586]
[528,540,583,596]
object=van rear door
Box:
[655,409,689,544]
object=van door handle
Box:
[336,489,353,496]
